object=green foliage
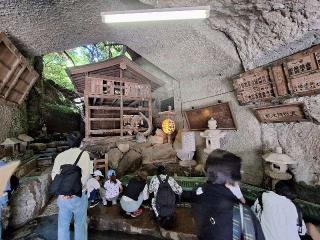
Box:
[44,102,79,115]
[43,52,75,90]
[43,42,131,90]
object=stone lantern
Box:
[0,138,22,156]
[200,118,226,154]
[262,147,297,189]
[17,134,34,152]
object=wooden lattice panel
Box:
[233,44,320,105]
[85,76,151,98]
[84,75,152,139]
[0,32,39,104]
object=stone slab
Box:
[89,205,160,238]
[15,157,37,178]
[88,205,197,240]
[160,208,197,240]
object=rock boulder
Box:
[117,149,142,176]
[142,143,176,165]
[148,135,164,145]
[130,142,152,154]
[9,168,52,228]
[117,142,130,153]
[30,143,47,152]
[107,148,123,169]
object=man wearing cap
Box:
[87,170,104,208]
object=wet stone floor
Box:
[6,214,161,240]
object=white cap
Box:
[93,170,104,177]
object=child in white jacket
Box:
[104,170,123,205]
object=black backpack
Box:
[256,192,303,234]
[155,175,176,217]
[49,150,84,197]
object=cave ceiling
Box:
[1,0,319,83]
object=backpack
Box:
[155,175,176,217]
[233,204,265,240]
[257,192,303,234]
[49,150,84,197]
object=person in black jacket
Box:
[120,171,149,218]
[185,149,265,240]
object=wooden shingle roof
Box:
[67,56,164,94]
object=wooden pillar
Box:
[148,97,152,130]
[104,153,109,177]
[120,69,124,137]
[84,96,90,139]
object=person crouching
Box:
[120,171,149,218]
[87,170,104,208]
[104,170,122,206]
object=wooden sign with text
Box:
[253,103,310,123]
[284,45,320,96]
[233,67,277,105]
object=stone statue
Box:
[123,112,153,138]
[200,118,226,154]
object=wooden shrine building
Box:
[68,56,163,140]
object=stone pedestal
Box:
[200,118,226,154]
[265,168,292,189]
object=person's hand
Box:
[225,183,243,199]
[60,195,73,200]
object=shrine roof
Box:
[67,55,164,95]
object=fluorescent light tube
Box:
[101,6,210,23]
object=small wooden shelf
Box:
[89,118,121,121]
[89,106,149,111]
[87,94,151,101]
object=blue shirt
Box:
[0,160,11,192]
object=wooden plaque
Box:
[233,44,320,105]
[253,103,310,123]
[315,51,320,68]
[233,68,276,105]
[269,65,289,97]
[284,52,318,79]
[288,71,320,96]
[184,102,236,130]
[282,45,320,96]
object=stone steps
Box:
[88,205,197,240]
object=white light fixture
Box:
[101,6,210,23]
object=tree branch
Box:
[63,51,75,66]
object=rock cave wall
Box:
[261,95,320,186]
[137,0,320,186]
[135,29,264,185]
[0,101,27,142]
[1,0,320,186]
